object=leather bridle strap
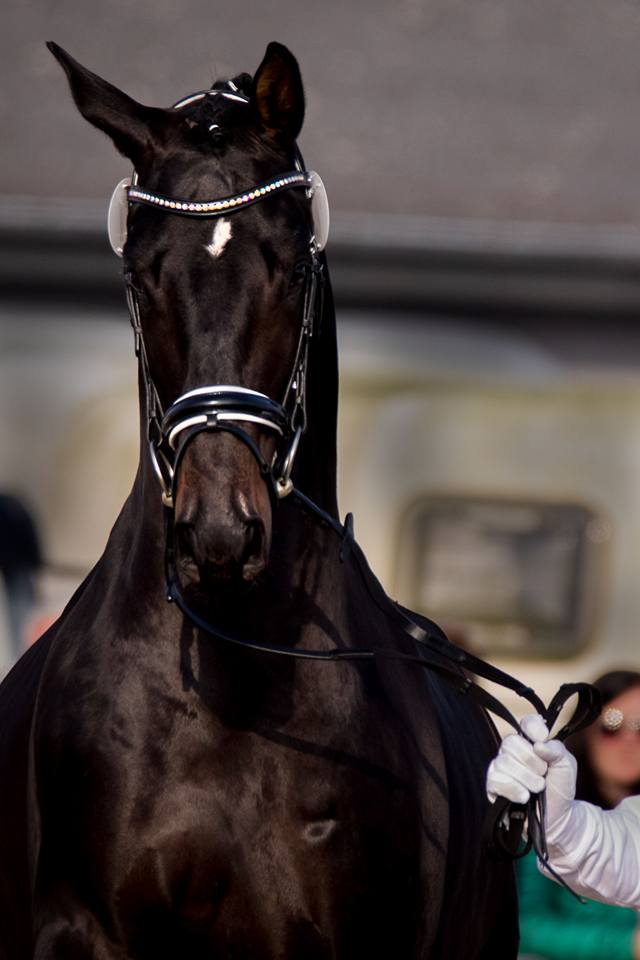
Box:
[165,546,559,728]
[164,479,601,891]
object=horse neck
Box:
[285,261,339,519]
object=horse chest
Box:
[112,713,417,957]
[137,705,411,858]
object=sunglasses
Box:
[598,707,640,736]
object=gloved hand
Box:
[488,714,640,908]
[486,714,577,841]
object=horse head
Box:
[49,42,326,588]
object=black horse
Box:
[0,42,518,959]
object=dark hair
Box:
[565,669,640,808]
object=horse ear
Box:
[46,42,173,165]
[252,42,305,142]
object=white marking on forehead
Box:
[206,218,233,259]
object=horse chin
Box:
[175,520,271,595]
[179,555,264,592]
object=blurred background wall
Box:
[3,0,640,709]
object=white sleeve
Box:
[539,795,640,909]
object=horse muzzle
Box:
[155,386,303,588]
[172,431,272,585]
[174,501,268,584]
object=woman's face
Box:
[587,685,640,791]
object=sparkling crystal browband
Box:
[127,171,312,218]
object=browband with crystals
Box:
[128,171,312,218]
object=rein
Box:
[120,131,600,895]
[163,486,600,900]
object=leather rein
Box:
[122,136,600,893]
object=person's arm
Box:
[544,793,640,909]
[486,715,640,911]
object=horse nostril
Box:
[175,521,201,569]
[242,518,267,581]
[174,512,268,582]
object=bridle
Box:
[116,82,601,888]
[116,85,329,511]
[125,203,322,511]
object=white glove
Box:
[486,714,577,841]
[487,714,640,908]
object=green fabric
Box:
[517,850,637,960]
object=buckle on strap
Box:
[274,425,302,499]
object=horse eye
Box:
[289,261,309,289]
